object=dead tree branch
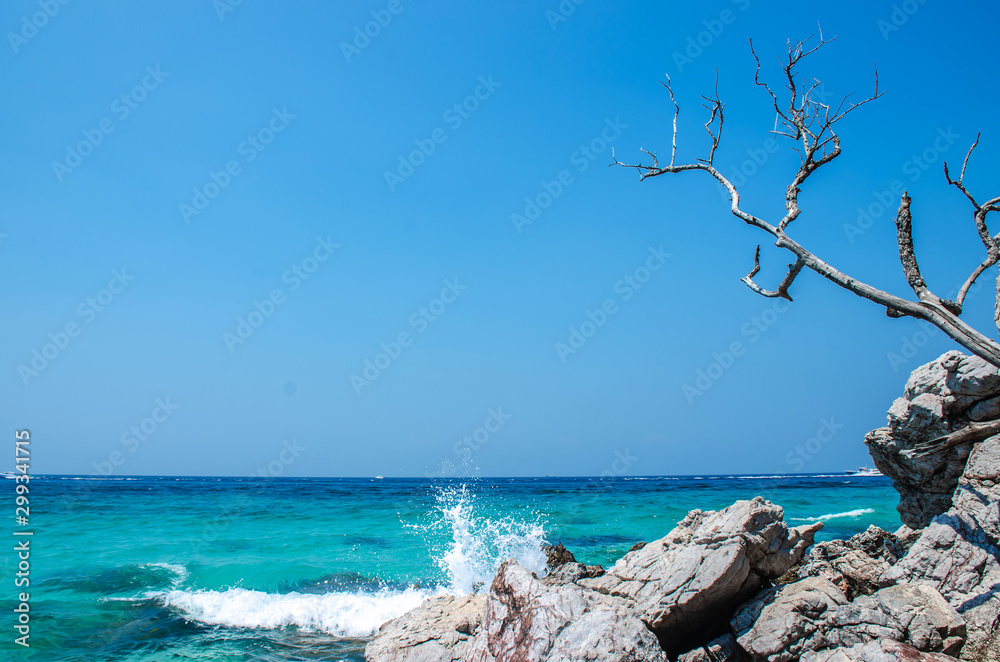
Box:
[943,136,1000,322]
[614,34,1000,368]
[903,419,1000,458]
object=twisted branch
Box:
[943,136,1000,320]
[614,34,1000,368]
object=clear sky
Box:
[3,0,998,477]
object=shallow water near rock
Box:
[16,474,897,660]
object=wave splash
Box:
[423,484,548,595]
[792,508,876,522]
[155,483,548,637]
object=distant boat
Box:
[2,471,16,479]
[374,475,384,480]
[846,467,883,477]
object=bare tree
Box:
[614,33,1000,368]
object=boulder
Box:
[733,577,853,662]
[540,562,604,586]
[464,559,666,662]
[800,639,962,662]
[885,434,1000,660]
[864,351,1000,528]
[732,578,964,661]
[867,583,964,655]
[543,543,576,570]
[365,594,487,662]
[578,497,821,652]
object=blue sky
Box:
[3,0,998,477]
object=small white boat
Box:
[374,475,384,480]
[845,467,883,477]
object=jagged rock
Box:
[850,526,906,564]
[885,433,1000,661]
[543,606,667,662]
[464,559,666,662]
[810,550,892,600]
[800,639,962,662]
[798,527,902,598]
[578,497,821,652]
[733,577,852,662]
[732,578,964,661]
[365,594,487,662]
[867,583,965,655]
[677,633,750,662]
[864,350,1000,528]
[540,562,604,586]
[893,525,922,553]
[542,543,576,570]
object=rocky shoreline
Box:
[366,352,1000,662]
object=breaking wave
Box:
[161,586,437,637]
[792,508,875,522]
[156,483,548,636]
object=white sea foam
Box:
[792,508,875,522]
[421,485,549,595]
[162,586,438,637]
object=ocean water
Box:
[4,474,899,661]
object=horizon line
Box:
[16,471,883,480]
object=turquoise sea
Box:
[3,474,900,661]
